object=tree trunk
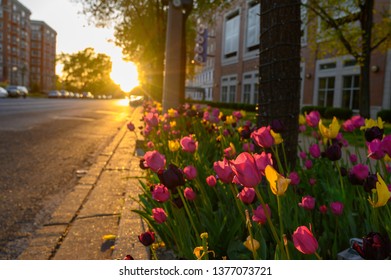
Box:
[358,0,374,119]
[258,0,301,172]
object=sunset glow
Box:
[110,59,140,93]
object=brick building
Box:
[188,0,391,118]
[0,0,56,92]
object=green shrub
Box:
[324,107,353,120]
[377,110,391,123]
[300,106,327,117]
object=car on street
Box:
[6,85,21,97]
[0,87,8,98]
[82,91,94,99]
[48,90,61,98]
[17,86,28,98]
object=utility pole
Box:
[162,0,193,112]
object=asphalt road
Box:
[0,98,133,259]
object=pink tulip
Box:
[252,204,271,225]
[213,158,235,183]
[292,225,319,255]
[342,119,355,132]
[367,139,385,160]
[309,143,321,158]
[152,208,167,224]
[237,187,255,204]
[305,111,320,127]
[305,159,313,169]
[242,142,255,152]
[288,171,300,186]
[309,178,317,186]
[251,126,274,149]
[183,165,197,180]
[381,135,391,157]
[350,164,369,181]
[349,154,358,164]
[230,152,262,188]
[143,150,166,173]
[184,187,196,201]
[151,184,170,202]
[299,151,307,159]
[330,201,344,216]
[351,115,365,128]
[147,141,154,149]
[144,112,159,127]
[253,151,273,175]
[180,135,198,153]
[298,195,316,210]
[206,175,217,187]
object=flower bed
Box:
[129,101,391,260]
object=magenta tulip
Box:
[288,171,300,186]
[143,150,166,173]
[367,139,385,160]
[127,121,135,131]
[144,112,159,127]
[309,143,321,158]
[298,195,316,210]
[381,135,391,157]
[252,204,271,225]
[230,152,262,188]
[330,201,344,216]
[351,164,369,181]
[305,111,320,127]
[292,225,319,255]
[305,159,313,169]
[152,208,167,224]
[251,126,274,149]
[151,184,170,202]
[319,205,328,214]
[138,230,155,246]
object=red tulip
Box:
[151,184,170,202]
[152,208,167,224]
[237,187,256,204]
[183,165,197,180]
[180,135,198,153]
[230,152,262,188]
[184,187,196,201]
[293,225,318,255]
[252,204,271,225]
[253,151,273,175]
[330,201,344,216]
[206,175,217,187]
[298,195,316,210]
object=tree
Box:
[258,0,302,170]
[58,47,121,95]
[303,0,391,118]
[75,0,230,103]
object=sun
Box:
[110,59,139,93]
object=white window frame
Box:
[245,2,260,52]
[222,10,240,64]
[241,71,258,104]
[221,75,237,103]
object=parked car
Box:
[82,91,94,99]
[6,85,21,97]
[48,90,61,98]
[17,86,28,98]
[0,87,8,98]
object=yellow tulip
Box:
[170,120,177,128]
[271,129,283,145]
[167,108,178,118]
[243,236,260,253]
[225,115,235,125]
[368,173,391,208]
[168,140,180,152]
[265,165,290,196]
[299,114,306,125]
[361,117,384,130]
[193,246,204,259]
[318,117,340,140]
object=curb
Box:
[18,106,148,260]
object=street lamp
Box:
[12,66,18,85]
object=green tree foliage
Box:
[58,47,121,96]
[74,0,230,102]
[303,0,391,117]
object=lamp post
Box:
[12,66,18,85]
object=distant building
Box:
[189,0,391,118]
[30,20,57,92]
[0,0,56,92]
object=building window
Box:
[221,75,237,103]
[246,2,260,52]
[242,72,258,104]
[342,75,360,110]
[223,11,240,59]
[301,0,308,45]
[318,77,335,107]
[243,84,251,104]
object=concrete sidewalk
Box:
[18,105,149,260]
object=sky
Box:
[18,0,139,92]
